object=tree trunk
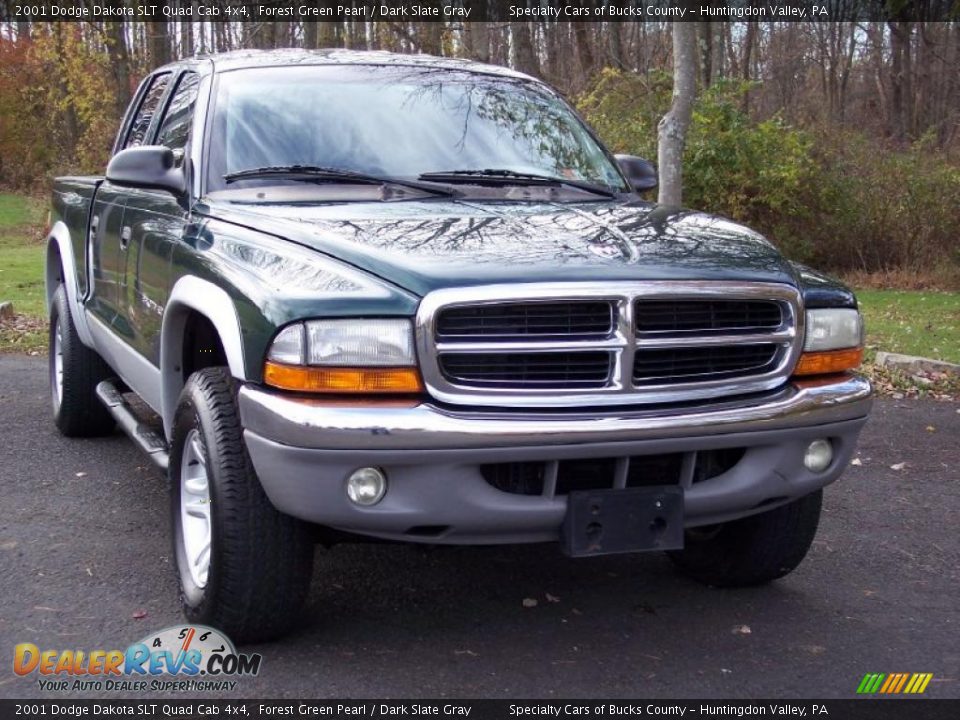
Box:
[657,22,697,207]
[511,22,539,76]
[148,18,170,66]
[180,3,194,57]
[572,23,594,86]
[318,22,338,48]
[741,21,756,113]
[696,22,712,88]
[303,19,318,49]
[609,21,624,70]
[52,23,79,155]
[104,15,132,118]
[888,20,912,141]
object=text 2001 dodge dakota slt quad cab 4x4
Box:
[46,50,872,642]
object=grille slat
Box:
[439,352,611,389]
[634,344,779,385]
[636,299,782,335]
[437,301,614,341]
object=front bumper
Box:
[238,375,872,544]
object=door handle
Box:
[89,215,99,242]
[120,226,132,251]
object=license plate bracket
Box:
[562,486,684,557]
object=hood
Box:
[197,198,798,297]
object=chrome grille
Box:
[416,282,803,408]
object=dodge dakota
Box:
[45,49,872,641]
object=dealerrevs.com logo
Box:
[13,625,261,693]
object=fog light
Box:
[346,467,387,506]
[804,439,833,473]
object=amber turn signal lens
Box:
[793,347,864,377]
[263,361,424,394]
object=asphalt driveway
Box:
[0,355,957,699]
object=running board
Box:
[95,380,170,472]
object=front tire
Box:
[49,285,115,437]
[668,490,823,587]
[170,367,314,643]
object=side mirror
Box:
[106,145,185,195]
[615,155,658,193]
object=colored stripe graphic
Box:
[857,672,933,694]
[857,673,886,694]
[893,673,909,693]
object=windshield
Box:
[206,65,628,195]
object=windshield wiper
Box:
[417,169,618,198]
[224,165,456,197]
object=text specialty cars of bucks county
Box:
[45,49,872,641]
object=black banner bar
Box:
[1,700,960,720]
[2,0,959,24]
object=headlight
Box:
[305,319,415,366]
[794,308,864,376]
[803,309,863,351]
[264,319,423,394]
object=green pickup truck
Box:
[46,50,872,642]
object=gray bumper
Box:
[238,375,872,544]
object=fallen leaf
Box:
[545,593,560,603]
[850,458,862,466]
[75,472,87,478]
[890,462,907,471]
[721,668,732,674]
[85,567,93,577]
[571,608,582,616]
[732,624,752,635]
[132,610,148,620]
[0,540,17,550]
[925,425,936,432]
[522,598,538,608]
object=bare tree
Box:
[657,22,697,206]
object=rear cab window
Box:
[123,73,172,150]
[156,73,201,152]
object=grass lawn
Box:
[857,289,960,365]
[0,193,47,352]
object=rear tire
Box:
[170,367,314,643]
[49,285,115,437]
[668,490,823,587]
